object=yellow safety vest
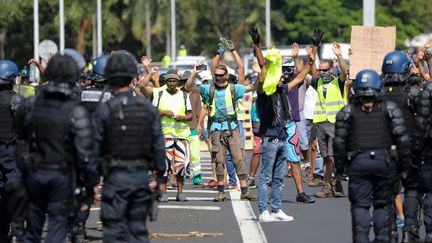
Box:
[313,78,345,124]
[13,85,35,97]
[179,49,188,57]
[158,90,191,138]
[236,96,248,121]
[209,85,236,118]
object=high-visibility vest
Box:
[236,96,248,121]
[209,84,236,118]
[179,49,188,57]
[158,89,191,138]
[313,77,345,124]
[13,85,35,97]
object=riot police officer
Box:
[334,69,411,243]
[79,55,111,113]
[93,51,166,242]
[381,51,427,242]
[0,60,23,242]
[416,80,432,242]
[16,54,97,243]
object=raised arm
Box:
[185,61,203,93]
[225,39,245,84]
[249,26,265,68]
[292,42,303,71]
[417,49,430,81]
[310,30,324,78]
[333,43,347,82]
[287,49,315,91]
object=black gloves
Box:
[249,26,261,45]
[311,29,324,47]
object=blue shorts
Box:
[285,121,301,162]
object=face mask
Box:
[320,71,333,83]
[215,76,226,84]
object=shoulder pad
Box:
[336,104,352,121]
[409,86,420,97]
[72,105,90,119]
[385,101,403,118]
[425,82,432,92]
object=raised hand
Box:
[292,42,299,57]
[249,26,261,45]
[311,29,324,47]
[332,43,342,56]
[140,56,152,66]
[424,38,432,49]
[305,45,312,56]
[252,61,261,74]
[193,60,204,73]
[224,39,236,52]
[150,66,159,74]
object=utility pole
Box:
[363,0,376,26]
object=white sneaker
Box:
[258,210,275,223]
[271,209,294,222]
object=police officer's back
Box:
[0,60,23,242]
[93,52,166,242]
[16,54,97,243]
[334,70,411,243]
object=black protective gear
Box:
[249,26,261,45]
[105,52,138,81]
[0,91,22,142]
[334,101,411,173]
[79,85,112,113]
[101,95,155,172]
[44,54,80,84]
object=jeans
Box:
[258,137,287,213]
[226,122,244,186]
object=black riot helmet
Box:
[44,54,80,84]
[105,51,138,87]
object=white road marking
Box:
[90,205,221,211]
[167,197,214,201]
[200,171,213,174]
[166,189,217,193]
[230,191,268,243]
[201,176,215,180]
[158,205,220,211]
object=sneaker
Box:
[296,192,315,203]
[396,216,404,228]
[193,174,202,185]
[213,192,228,202]
[240,191,258,201]
[176,192,188,202]
[204,179,218,188]
[229,184,239,191]
[258,210,275,223]
[315,182,332,198]
[247,176,257,189]
[159,192,168,202]
[271,209,294,222]
[307,177,323,187]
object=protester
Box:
[250,26,315,222]
[185,38,258,202]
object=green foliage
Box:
[1,0,431,68]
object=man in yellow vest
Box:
[310,40,348,198]
[153,71,192,202]
[185,39,258,202]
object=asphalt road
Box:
[81,151,354,243]
[78,151,431,243]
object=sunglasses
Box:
[319,68,331,72]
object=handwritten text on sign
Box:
[350,26,396,77]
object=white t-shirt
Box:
[304,86,318,120]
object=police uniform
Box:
[380,51,428,242]
[94,52,166,242]
[0,60,24,242]
[334,69,411,243]
[16,55,97,243]
[416,82,432,242]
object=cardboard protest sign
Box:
[349,26,396,77]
